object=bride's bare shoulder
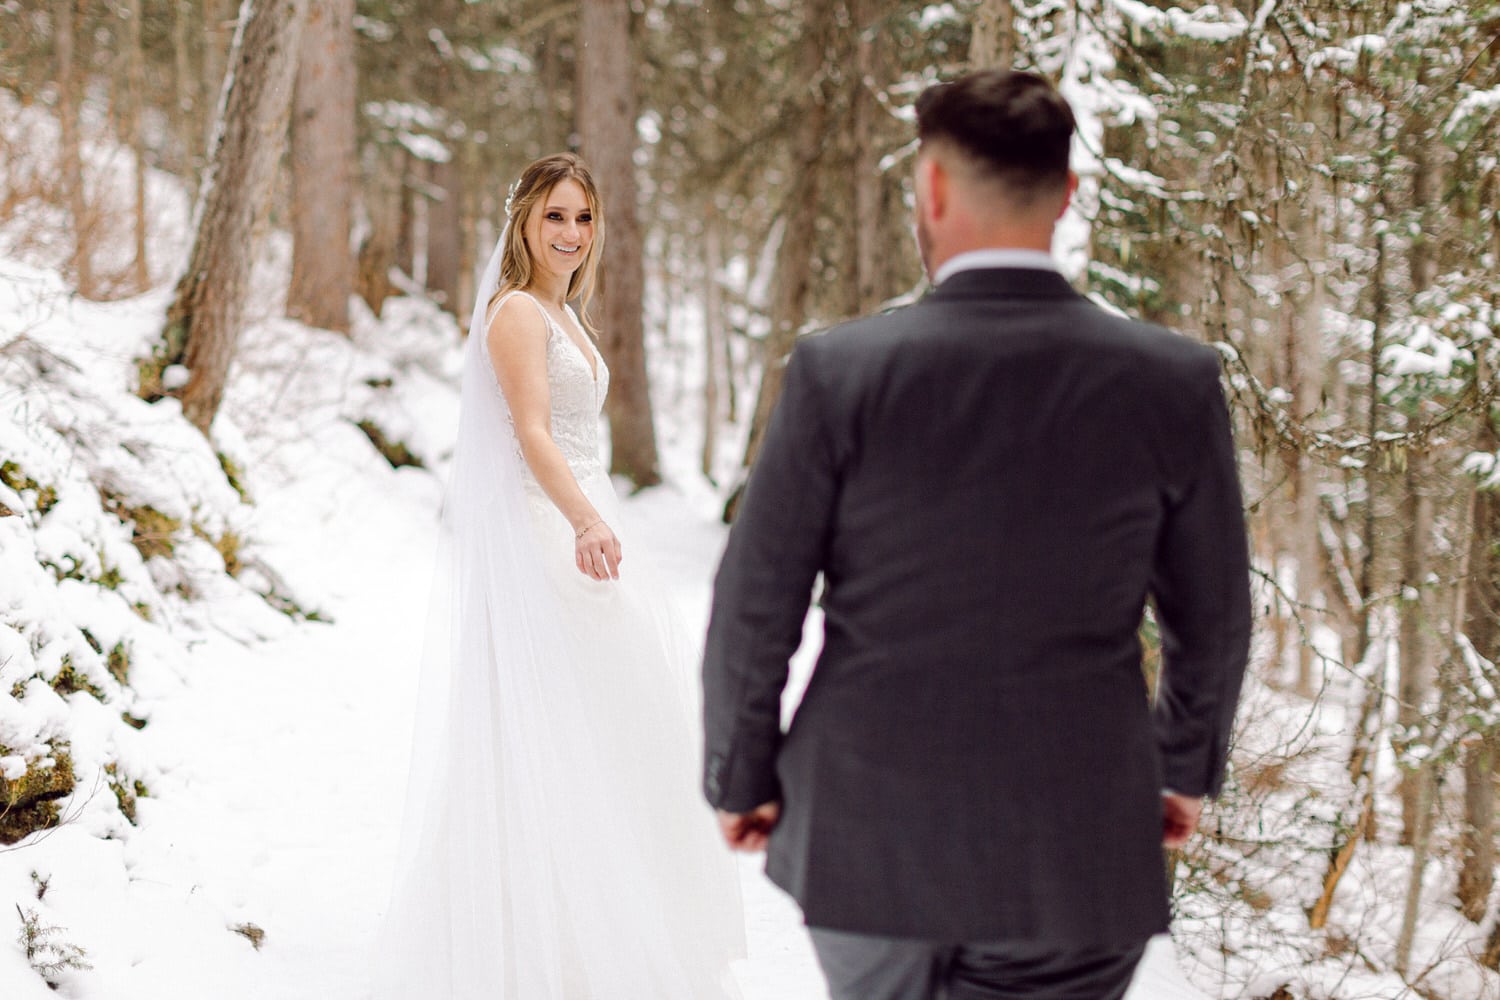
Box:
[486,291,549,347]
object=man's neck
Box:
[933,228,1053,265]
[932,247,1059,286]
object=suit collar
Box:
[933,249,1059,284]
[927,267,1080,302]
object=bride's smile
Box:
[526,178,594,279]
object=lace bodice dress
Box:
[497,292,610,495]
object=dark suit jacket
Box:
[701,267,1252,946]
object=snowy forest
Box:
[3,0,1500,997]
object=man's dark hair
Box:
[914,69,1075,205]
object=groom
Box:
[701,69,1251,1000]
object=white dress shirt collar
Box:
[933,248,1060,286]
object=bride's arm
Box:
[487,295,622,581]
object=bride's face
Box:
[525,179,595,281]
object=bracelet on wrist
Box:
[575,519,603,539]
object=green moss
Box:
[0,799,60,845]
[97,564,124,590]
[136,321,187,403]
[50,655,107,701]
[104,763,148,825]
[0,748,74,845]
[126,506,181,561]
[192,523,243,577]
[0,461,58,516]
[135,355,165,403]
[260,587,331,624]
[100,491,182,562]
[355,419,425,470]
[106,641,130,685]
[41,554,86,584]
[217,451,251,503]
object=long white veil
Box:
[373,233,744,999]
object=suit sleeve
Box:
[1150,357,1253,799]
[702,345,839,813]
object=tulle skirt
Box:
[373,467,745,999]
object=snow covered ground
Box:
[0,259,1212,997]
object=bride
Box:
[374,153,745,999]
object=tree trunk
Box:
[425,156,463,314]
[456,142,481,325]
[851,0,886,316]
[172,0,196,178]
[159,0,310,436]
[395,157,416,280]
[577,0,661,488]
[121,0,150,292]
[536,21,568,155]
[968,0,1015,69]
[1396,453,1435,845]
[201,0,239,192]
[701,214,723,482]
[357,146,403,316]
[1459,734,1497,921]
[55,0,94,298]
[287,0,354,333]
[1291,154,1327,698]
[735,0,836,493]
[1394,761,1437,977]
[1458,400,1500,920]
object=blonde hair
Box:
[489,152,605,335]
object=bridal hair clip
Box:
[504,180,519,217]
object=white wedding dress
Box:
[372,276,745,999]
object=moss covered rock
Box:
[0,749,75,845]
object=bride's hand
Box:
[575,520,623,581]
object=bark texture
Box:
[1458,404,1500,919]
[850,0,887,316]
[55,0,93,298]
[425,156,463,313]
[356,147,404,317]
[288,0,355,333]
[968,0,1015,69]
[162,0,310,435]
[577,0,661,488]
[737,0,836,481]
[123,0,150,292]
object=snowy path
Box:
[42,453,1207,999]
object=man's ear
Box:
[920,156,948,223]
[1056,171,1079,220]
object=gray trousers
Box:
[809,928,1147,1000]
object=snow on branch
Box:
[1305,35,1389,76]
[1104,0,1250,42]
[1446,85,1500,138]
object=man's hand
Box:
[717,801,782,853]
[1162,792,1203,849]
